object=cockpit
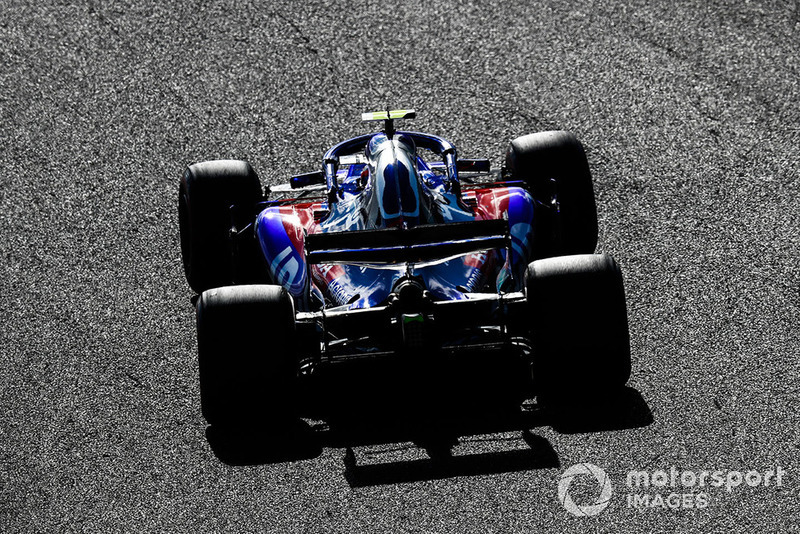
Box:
[362,132,427,228]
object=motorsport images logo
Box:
[558,463,787,516]
[558,463,613,517]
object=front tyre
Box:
[179,159,263,293]
[506,131,598,257]
[197,284,297,428]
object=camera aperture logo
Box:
[558,463,613,517]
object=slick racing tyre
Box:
[179,159,263,293]
[505,131,598,258]
[526,254,630,403]
[196,284,297,428]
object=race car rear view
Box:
[178,110,631,432]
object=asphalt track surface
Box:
[2,0,799,532]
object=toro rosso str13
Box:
[179,110,631,429]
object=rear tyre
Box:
[505,131,597,257]
[197,284,297,428]
[179,159,263,293]
[525,254,630,408]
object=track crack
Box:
[272,11,345,99]
[273,12,319,56]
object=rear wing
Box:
[305,219,509,265]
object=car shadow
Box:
[547,386,653,434]
[342,430,559,488]
[205,419,323,466]
[204,386,652,486]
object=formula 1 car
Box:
[179,110,631,429]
